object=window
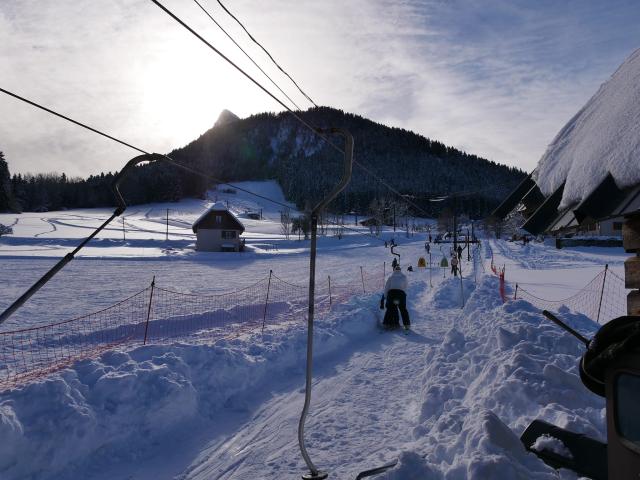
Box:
[615,373,640,448]
[613,222,623,231]
[222,230,236,239]
[215,215,222,224]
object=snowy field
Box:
[0,181,628,479]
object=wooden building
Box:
[192,202,245,252]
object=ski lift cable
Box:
[191,0,303,111]
[214,0,318,108]
[148,0,432,219]
[0,87,385,246]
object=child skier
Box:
[380,265,410,329]
[451,254,459,277]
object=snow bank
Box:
[535,47,640,208]
[380,275,605,479]
[0,296,373,480]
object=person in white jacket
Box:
[380,265,411,328]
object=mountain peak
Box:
[214,109,240,128]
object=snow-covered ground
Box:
[0,182,626,479]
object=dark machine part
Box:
[0,153,165,325]
[523,313,640,479]
[521,420,607,480]
[355,460,399,479]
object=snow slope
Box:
[535,47,640,208]
[0,245,607,480]
[0,183,620,479]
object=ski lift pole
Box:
[298,128,353,480]
[0,153,164,325]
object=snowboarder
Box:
[380,265,410,329]
[407,265,413,272]
[451,254,459,277]
[457,245,463,260]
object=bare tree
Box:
[280,209,292,240]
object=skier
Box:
[425,243,431,254]
[380,265,410,329]
[457,245,463,260]
[451,254,459,277]
[391,257,398,269]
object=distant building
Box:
[192,202,245,252]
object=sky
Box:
[1,0,639,178]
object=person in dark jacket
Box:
[380,266,410,329]
[451,254,459,277]
[457,245,463,260]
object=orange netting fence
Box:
[0,266,385,390]
[514,265,627,325]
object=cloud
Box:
[0,0,639,178]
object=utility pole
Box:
[298,128,353,480]
[166,208,169,241]
[393,203,396,232]
[453,196,458,250]
[122,217,126,242]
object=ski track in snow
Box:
[181,279,448,480]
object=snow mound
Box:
[381,276,604,479]
[0,297,371,480]
[531,434,573,459]
[535,47,640,208]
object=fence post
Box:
[596,264,608,324]
[382,261,386,289]
[328,275,332,307]
[262,270,273,333]
[459,269,465,309]
[514,283,519,300]
[360,266,366,294]
[143,276,155,345]
[429,252,432,287]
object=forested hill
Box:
[1,107,525,217]
[167,107,525,217]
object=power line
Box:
[0,88,146,156]
[214,0,318,108]
[0,86,386,244]
[149,0,432,219]
[191,0,303,111]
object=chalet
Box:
[192,202,245,252]
[494,173,640,241]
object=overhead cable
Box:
[149,0,432,218]
[191,0,303,111]
[0,86,385,243]
[214,0,318,107]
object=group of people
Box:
[380,238,469,328]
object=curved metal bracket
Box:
[0,153,164,325]
[111,153,166,214]
[390,245,401,265]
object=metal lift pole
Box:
[298,128,353,480]
[0,153,164,325]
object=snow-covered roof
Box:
[534,47,640,209]
[192,202,245,233]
